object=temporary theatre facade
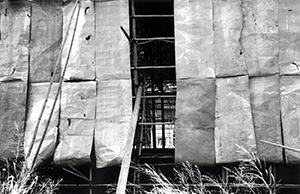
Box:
[1,0,300,193]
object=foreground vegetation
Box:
[138,147,276,194]
[0,158,60,194]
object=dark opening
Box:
[129,0,176,162]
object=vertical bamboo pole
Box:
[116,85,143,194]
[131,0,139,94]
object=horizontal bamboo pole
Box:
[132,94,176,99]
[130,65,175,70]
[138,122,175,125]
[134,37,175,41]
[131,15,174,18]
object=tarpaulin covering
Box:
[95,0,131,80]
[94,0,132,168]
[213,0,248,77]
[174,0,295,165]
[95,80,132,168]
[280,76,300,164]
[0,2,30,81]
[215,76,257,163]
[175,79,215,165]
[250,75,282,162]
[2,0,300,168]
[0,2,29,159]
[54,82,96,166]
[24,83,59,168]
[63,0,95,81]
[0,81,27,159]
[29,0,62,83]
[279,0,300,75]
[175,0,214,79]
[242,1,279,76]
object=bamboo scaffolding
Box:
[30,1,81,170]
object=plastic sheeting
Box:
[174,0,294,165]
[54,82,96,166]
[0,2,30,81]
[280,76,300,164]
[175,79,215,165]
[213,0,248,77]
[24,83,59,168]
[0,2,29,159]
[242,0,279,76]
[94,0,131,168]
[215,76,257,163]
[29,0,62,83]
[95,80,132,168]
[250,75,282,162]
[279,0,300,75]
[95,0,131,80]
[0,81,27,159]
[63,0,95,81]
[175,0,214,79]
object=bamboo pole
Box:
[30,1,81,170]
[116,85,143,194]
[26,1,79,159]
[260,140,300,153]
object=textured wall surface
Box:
[175,0,300,165]
[24,83,59,168]
[94,0,131,168]
[0,1,30,159]
[2,0,300,167]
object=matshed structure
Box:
[1,0,300,193]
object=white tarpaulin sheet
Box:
[0,81,27,159]
[54,82,96,166]
[94,0,131,168]
[215,75,257,163]
[95,80,132,168]
[175,0,214,79]
[281,76,300,163]
[29,0,62,83]
[175,79,215,165]
[24,83,59,168]
[250,75,282,162]
[63,0,95,81]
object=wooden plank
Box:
[116,86,143,194]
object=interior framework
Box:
[129,0,176,162]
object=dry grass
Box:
[0,158,60,194]
[138,147,276,194]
